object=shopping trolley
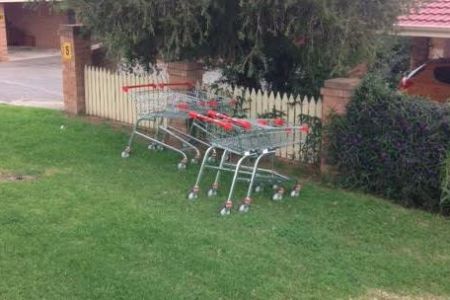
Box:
[187,111,310,215]
[120,82,237,169]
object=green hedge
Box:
[326,74,450,213]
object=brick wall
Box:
[410,37,429,69]
[5,3,67,49]
[0,4,7,61]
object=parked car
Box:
[399,58,450,102]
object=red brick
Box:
[167,61,204,87]
[323,77,360,90]
[60,24,91,115]
[0,4,8,61]
[5,3,67,49]
[320,87,354,98]
[320,77,360,174]
[411,37,429,69]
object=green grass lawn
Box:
[0,105,449,300]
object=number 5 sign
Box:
[61,42,73,60]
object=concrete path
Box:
[0,56,63,110]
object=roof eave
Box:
[393,24,450,38]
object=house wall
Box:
[4,3,67,48]
[411,37,450,69]
[411,37,429,69]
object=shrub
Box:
[326,74,450,212]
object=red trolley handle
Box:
[284,124,309,134]
[175,102,190,111]
[199,100,219,108]
[207,110,252,130]
[299,123,310,133]
[122,82,194,93]
[256,118,286,127]
[188,111,233,131]
[273,118,286,126]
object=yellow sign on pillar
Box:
[0,14,4,22]
[61,42,73,60]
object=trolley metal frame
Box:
[187,112,309,215]
[121,82,236,169]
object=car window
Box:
[434,66,450,84]
[407,64,427,79]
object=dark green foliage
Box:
[299,114,322,164]
[257,106,286,119]
[440,156,450,215]
[56,0,415,95]
[370,36,412,89]
[327,74,450,212]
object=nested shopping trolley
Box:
[187,111,310,215]
[120,82,237,169]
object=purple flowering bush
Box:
[326,74,450,213]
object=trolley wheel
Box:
[238,204,250,213]
[191,158,199,164]
[219,201,233,216]
[239,197,252,213]
[254,185,263,193]
[272,188,284,201]
[219,206,231,216]
[148,143,157,150]
[207,188,218,197]
[187,191,198,201]
[155,144,165,152]
[290,184,302,198]
[207,156,216,163]
[272,184,279,191]
[121,147,130,158]
[177,162,187,170]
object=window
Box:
[434,66,450,84]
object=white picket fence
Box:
[84,65,322,161]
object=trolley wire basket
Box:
[187,111,310,215]
[121,82,239,169]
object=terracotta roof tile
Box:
[398,0,450,28]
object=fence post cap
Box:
[323,78,361,90]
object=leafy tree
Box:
[53,0,416,95]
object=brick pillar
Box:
[165,61,204,140]
[0,4,8,62]
[320,78,361,173]
[59,24,91,115]
[411,37,429,69]
[167,61,204,86]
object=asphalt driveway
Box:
[0,56,63,110]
